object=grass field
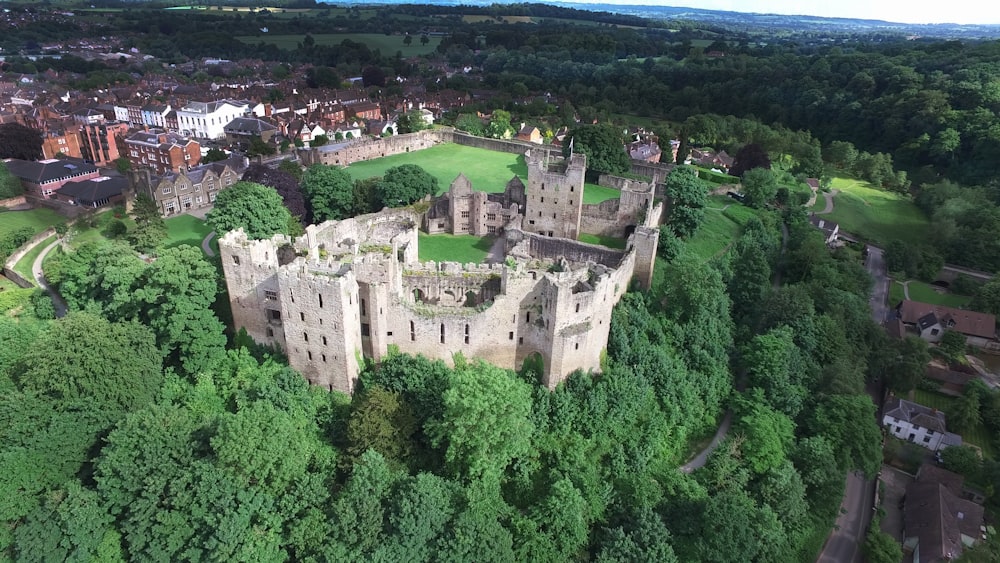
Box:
[235,33,441,56]
[418,233,492,263]
[686,204,759,261]
[912,389,995,459]
[907,280,972,308]
[0,208,64,240]
[163,215,213,250]
[578,233,627,249]
[811,177,930,244]
[345,143,620,204]
[463,15,535,23]
[12,234,56,286]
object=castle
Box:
[220,148,661,394]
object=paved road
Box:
[817,472,877,563]
[816,244,888,563]
[815,189,839,215]
[867,245,889,324]
[202,231,217,257]
[32,240,67,318]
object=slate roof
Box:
[905,464,983,562]
[884,397,948,433]
[125,130,195,149]
[160,155,247,186]
[55,175,126,205]
[897,300,996,340]
[3,158,98,184]
[223,117,277,135]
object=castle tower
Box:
[629,226,659,290]
[523,150,587,239]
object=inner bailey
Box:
[219,206,657,394]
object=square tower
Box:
[523,150,587,239]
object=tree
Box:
[824,141,859,169]
[863,526,903,563]
[127,192,168,253]
[301,164,356,221]
[207,181,290,240]
[949,392,982,434]
[346,386,418,467]
[485,109,514,140]
[879,335,931,394]
[247,136,275,157]
[420,35,429,46]
[305,66,340,89]
[940,445,982,480]
[0,160,23,198]
[134,245,227,375]
[376,164,438,208]
[242,163,308,222]
[13,480,119,563]
[0,123,43,160]
[362,65,386,87]
[743,327,807,418]
[403,34,413,46]
[15,312,162,412]
[564,124,630,175]
[278,158,303,181]
[663,166,707,238]
[455,114,485,136]
[728,143,771,178]
[114,157,131,175]
[310,134,329,148]
[939,330,968,360]
[807,394,882,476]
[427,361,534,483]
[733,393,795,475]
[396,111,429,134]
[202,147,228,164]
[741,167,779,209]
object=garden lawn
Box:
[418,233,492,263]
[889,281,906,307]
[163,215,213,249]
[0,208,64,239]
[345,143,619,204]
[818,177,930,244]
[12,234,55,286]
[685,204,759,261]
[912,389,995,459]
[235,33,441,56]
[905,280,972,308]
[578,233,627,249]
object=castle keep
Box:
[221,145,661,394]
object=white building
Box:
[113,104,129,123]
[140,104,171,129]
[176,99,251,139]
[883,397,962,452]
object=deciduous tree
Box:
[207,181,290,239]
[663,166,707,238]
[0,123,42,160]
[741,167,779,209]
[376,164,438,208]
[564,124,630,175]
[301,164,356,221]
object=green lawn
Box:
[685,204,759,261]
[0,275,19,291]
[912,389,995,459]
[890,281,906,307]
[418,233,493,263]
[0,208,64,239]
[813,177,930,244]
[906,280,972,308]
[163,215,213,250]
[12,234,56,286]
[235,33,441,56]
[578,233,627,249]
[346,143,619,204]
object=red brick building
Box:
[124,130,201,174]
[81,121,130,167]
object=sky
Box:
[560,0,1000,25]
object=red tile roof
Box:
[898,300,996,339]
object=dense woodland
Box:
[5,2,1000,560]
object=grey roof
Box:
[4,158,98,184]
[885,397,948,433]
[179,99,250,114]
[125,130,195,149]
[56,176,126,205]
[905,464,983,562]
[224,117,277,135]
[160,155,247,185]
[919,312,939,331]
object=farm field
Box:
[0,208,64,240]
[911,389,995,459]
[418,233,492,264]
[810,177,930,244]
[345,143,620,204]
[235,33,441,56]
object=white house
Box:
[140,104,171,129]
[176,99,251,139]
[883,397,963,452]
[808,213,839,245]
[113,104,129,123]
